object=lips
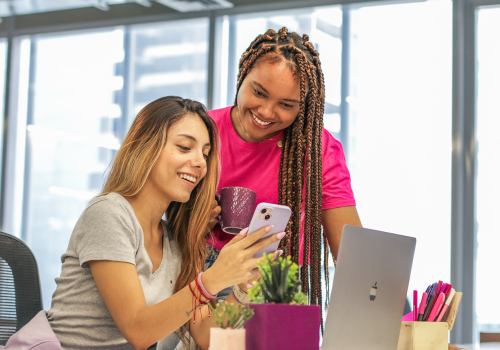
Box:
[178,173,197,184]
[251,112,272,126]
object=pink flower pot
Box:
[244,304,320,350]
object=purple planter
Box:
[245,304,320,350]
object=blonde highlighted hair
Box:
[101,96,219,345]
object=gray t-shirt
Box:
[48,193,182,350]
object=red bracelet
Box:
[188,281,207,324]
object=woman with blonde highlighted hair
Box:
[47,96,284,350]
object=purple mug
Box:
[216,187,256,234]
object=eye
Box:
[178,145,190,151]
[282,102,294,108]
[253,88,265,97]
[203,154,209,160]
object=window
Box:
[127,18,209,127]
[20,29,126,308]
[345,0,452,297]
[476,6,500,333]
[217,2,452,304]
[14,18,211,308]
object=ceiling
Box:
[0,0,236,17]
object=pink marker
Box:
[417,292,428,321]
[413,290,418,321]
[428,293,444,322]
[436,288,456,322]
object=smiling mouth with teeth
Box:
[252,112,272,126]
[179,174,196,183]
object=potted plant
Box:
[209,301,254,350]
[245,254,321,350]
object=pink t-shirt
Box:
[207,106,356,263]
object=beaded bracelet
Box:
[197,272,218,299]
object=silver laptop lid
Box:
[321,225,416,350]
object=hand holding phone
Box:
[247,203,291,258]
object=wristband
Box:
[232,284,250,304]
[197,272,218,299]
[232,290,244,305]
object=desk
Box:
[458,344,500,350]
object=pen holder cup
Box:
[397,322,448,350]
[397,292,462,350]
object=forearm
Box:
[120,283,194,349]
[322,206,362,260]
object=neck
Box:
[124,182,170,237]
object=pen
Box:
[413,290,418,321]
[434,292,447,320]
[428,292,444,322]
[445,284,453,298]
[426,281,442,320]
[436,288,456,322]
[418,292,428,321]
[423,283,437,321]
[440,283,448,295]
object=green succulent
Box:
[209,301,254,329]
[248,253,308,305]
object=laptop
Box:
[321,225,416,350]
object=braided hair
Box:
[236,27,329,329]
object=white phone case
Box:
[247,202,291,258]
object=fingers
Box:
[224,227,249,247]
[235,225,275,249]
[209,202,221,219]
[270,249,284,261]
[248,249,284,270]
[246,231,286,255]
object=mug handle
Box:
[215,194,222,222]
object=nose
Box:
[190,150,207,168]
[257,101,275,119]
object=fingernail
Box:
[265,225,274,233]
[278,249,284,256]
[247,283,254,289]
[239,227,249,236]
[276,231,286,239]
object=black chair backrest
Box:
[0,232,43,345]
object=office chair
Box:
[0,231,43,346]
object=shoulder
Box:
[85,193,132,217]
[321,128,345,155]
[80,193,136,231]
[208,106,233,125]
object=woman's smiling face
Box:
[147,113,211,204]
[234,60,303,142]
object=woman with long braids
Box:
[46,96,283,350]
[205,27,362,322]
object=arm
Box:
[89,260,200,350]
[321,206,362,261]
[89,225,283,350]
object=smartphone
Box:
[247,202,291,258]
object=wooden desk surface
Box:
[458,343,500,350]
